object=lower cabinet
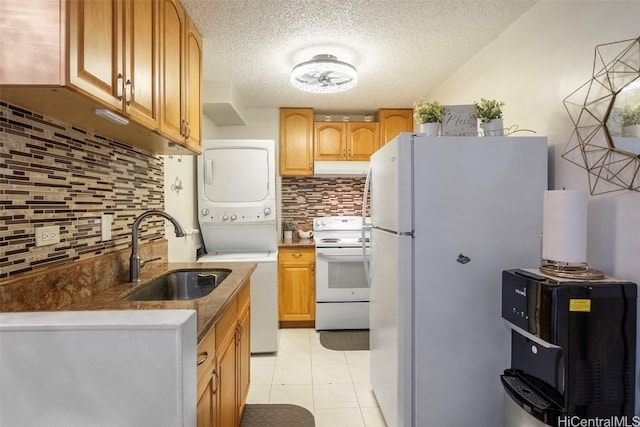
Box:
[197,312,218,427]
[196,279,250,427]
[278,247,315,327]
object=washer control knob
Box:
[263,207,272,216]
[222,214,229,221]
[201,208,209,216]
[230,214,237,221]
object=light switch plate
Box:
[35,225,60,247]
[101,214,113,241]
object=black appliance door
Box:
[501,369,563,426]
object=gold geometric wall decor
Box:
[562,37,640,195]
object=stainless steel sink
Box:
[124,269,231,301]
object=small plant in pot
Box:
[475,98,505,136]
[621,105,640,126]
[621,104,640,137]
[414,99,444,136]
[282,221,294,240]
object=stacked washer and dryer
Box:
[196,139,278,353]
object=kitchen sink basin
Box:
[124,269,231,301]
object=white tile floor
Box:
[246,328,388,427]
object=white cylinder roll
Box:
[542,190,588,264]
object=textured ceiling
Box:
[181,0,537,114]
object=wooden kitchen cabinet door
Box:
[159,0,186,143]
[278,248,316,325]
[314,122,346,160]
[184,17,203,151]
[217,330,237,427]
[123,0,160,130]
[237,292,251,421]
[68,0,124,111]
[279,108,314,176]
[378,109,414,147]
[346,122,379,160]
[68,0,160,129]
[196,322,217,427]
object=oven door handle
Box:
[316,250,368,261]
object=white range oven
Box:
[314,216,370,330]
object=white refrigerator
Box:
[367,134,548,427]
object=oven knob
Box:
[263,207,272,216]
[222,214,229,221]
[201,208,209,217]
[230,214,237,221]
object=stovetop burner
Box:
[314,216,371,248]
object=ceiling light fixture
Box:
[290,54,358,94]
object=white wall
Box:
[209,108,279,141]
[163,154,201,262]
[429,1,640,285]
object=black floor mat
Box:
[319,329,369,351]
[240,404,315,427]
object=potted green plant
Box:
[475,98,505,136]
[621,104,640,137]
[282,220,294,240]
[413,99,444,136]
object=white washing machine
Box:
[198,251,278,354]
[196,139,279,354]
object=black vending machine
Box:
[501,269,637,426]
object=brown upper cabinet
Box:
[184,17,203,151]
[280,108,410,176]
[0,0,202,155]
[314,121,379,161]
[68,0,160,130]
[160,0,202,152]
[378,109,414,147]
[347,122,380,160]
[279,108,314,176]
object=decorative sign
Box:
[442,105,477,136]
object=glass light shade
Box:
[290,54,358,94]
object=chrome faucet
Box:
[129,210,186,283]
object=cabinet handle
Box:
[348,148,351,157]
[197,351,208,366]
[343,148,346,158]
[124,79,133,106]
[185,121,191,139]
[235,325,241,344]
[116,73,124,101]
[212,368,219,394]
[292,253,302,258]
[309,163,312,171]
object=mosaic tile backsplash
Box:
[281,176,367,227]
[0,102,165,279]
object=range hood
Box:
[313,161,369,177]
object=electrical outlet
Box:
[35,225,60,247]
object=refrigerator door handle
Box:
[362,165,373,286]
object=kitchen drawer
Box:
[279,248,315,263]
[215,296,238,351]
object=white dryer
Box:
[196,139,278,353]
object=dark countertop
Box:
[279,238,316,249]
[67,262,256,342]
